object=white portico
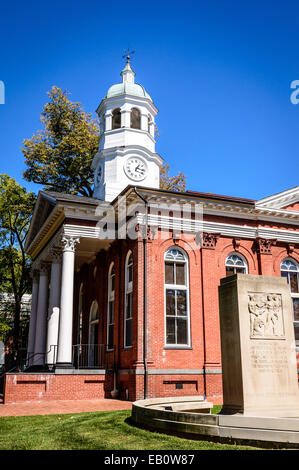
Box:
[25,192,112,371]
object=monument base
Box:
[221,405,299,418]
[132,398,299,448]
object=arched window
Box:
[124,251,133,348]
[225,253,248,276]
[88,301,99,366]
[130,107,141,129]
[281,258,299,345]
[112,108,121,129]
[164,248,190,346]
[107,263,115,351]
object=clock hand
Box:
[135,165,145,174]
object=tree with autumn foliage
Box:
[160,163,186,192]
[22,87,100,197]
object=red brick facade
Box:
[68,217,299,403]
[4,188,299,405]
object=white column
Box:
[27,269,39,367]
[149,120,155,138]
[56,236,79,368]
[122,109,131,128]
[33,263,49,367]
[105,111,112,131]
[46,251,62,366]
[141,113,148,131]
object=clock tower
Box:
[92,56,163,201]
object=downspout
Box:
[133,187,148,400]
[117,242,122,391]
[200,246,207,400]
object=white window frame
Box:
[124,251,133,349]
[280,258,299,348]
[164,247,191,349]
[107,263,115,351]
[225,252,248,274]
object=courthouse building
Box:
[3,58,299,403]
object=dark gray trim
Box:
[118,368,222,375]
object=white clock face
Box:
[95,163,103,187]
[124,157,148,181]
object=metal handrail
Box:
[72,344,115,369]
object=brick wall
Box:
[4,373,114,404]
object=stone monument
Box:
[218,274,299,417]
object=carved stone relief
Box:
[248,292,285,339]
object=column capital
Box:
[30,268,40,281]
[40,262,50,275]
[61,235,80,252]
[50,248,62,263]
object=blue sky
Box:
[0,0,298,199]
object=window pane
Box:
[176,263,185,285]
[226,267,235,277]
[176,290,187,316]
[166,317,175,344]
[108,325,114,349]
[109,300,114,323]
[281,271,289,287]
[125,319,132,347]
[290,273,299,294]
[128,265,133,283]
[166,290,175,316]
[177,318,188,344]
[126,293,132,319]
[294,324,299,346]
[165,262,174,284]
[111,275,115,292]
[293,298,299,322]
[236,267,246,274]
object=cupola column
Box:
[105,111,112,132]
[121,108,131,128]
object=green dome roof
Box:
[105,60,152,102]
[105,82,152,101]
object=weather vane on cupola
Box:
[122,47,135,63]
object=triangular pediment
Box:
[255,186,299,211]
[24,192,57,251]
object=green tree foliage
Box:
[0,175,35,348]
[22,87,100,197]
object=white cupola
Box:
[92,56,163,202]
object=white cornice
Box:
[256,186,299,210]
[91,145,163,170]
[96,94,158,116]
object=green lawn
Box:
[0,407,260,450]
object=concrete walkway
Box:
[0,398,132,417]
